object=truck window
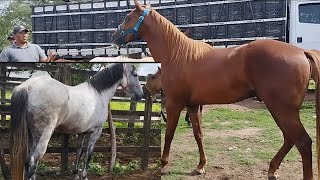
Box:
[299,3,320,24]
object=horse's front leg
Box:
[161,100,184,171]
[81,128,102,180]
[187,105,206,175]
[71,133,86,180]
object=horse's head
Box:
[112,0,151,46]
[143,67,161,100]
[121,64,144,101]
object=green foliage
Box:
[0,1,31,50]
[36,163,49,174]
[0,0,67,50]
[87,153,107,175]
[88,162,107,176]
[70,63,95,85]
[112,160,140,175]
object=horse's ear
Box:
[146,3,151,9]
[134,0,141,10]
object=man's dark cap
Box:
[12,25,29,34]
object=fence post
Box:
[141,75,153,171]
[0,66,7,121]
[0,66,9,180]
[107,104,116,171]
[0,147,10,180]
[56,64,71,175]
[127,99,137,137]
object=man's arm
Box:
[36,44,56,62]
[40,51,56,62]
[0,49,10,62]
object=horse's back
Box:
[18,75,69,108]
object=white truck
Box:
[31,0,320,59]
[287,0,320,50]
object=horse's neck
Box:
[142,11,187,63]
[142,10,211,65]
[98,83,120,105]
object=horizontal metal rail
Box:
[37,36,282,47]
[32,17,286,34]
[31,0,253,18]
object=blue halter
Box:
[117,9,151,45]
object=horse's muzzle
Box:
[133,94,143,101]
[111,30,123,46]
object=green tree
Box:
[0,0,62,50]
[0,1,31,50]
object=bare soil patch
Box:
[205,127,261,139]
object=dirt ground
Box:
[162,92,318,180]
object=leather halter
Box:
[117,9,151,44]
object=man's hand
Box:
[47,51,56,62]
[40,51,57,62]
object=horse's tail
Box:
[9,85,29,180]
[304,49,320,179]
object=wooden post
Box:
[127,100,137,137]
[0,66,9,180]
[0,66,7,121]
[60,134,69,175]
[107,104,116,171]
[141,75,153,171]
[0,147,10,180]
[56,64,72,175]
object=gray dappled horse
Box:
[10,63,144,180]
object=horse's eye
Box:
[133,73,138,77]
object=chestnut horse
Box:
[143,67,202,124]
[112,1,320,179]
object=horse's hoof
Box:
[190,168,205,176]
[268,172,279,180]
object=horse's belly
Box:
[56,118,101,134]
[57,108,107,134]
[190,86,254,105]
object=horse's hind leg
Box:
[81,128,102,179]
[25,127,55,179]
[71,133,87,180]
[187,105,206,175]
[265,102,313,180]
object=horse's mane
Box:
[151,9,212,64]
[87,63,124,93]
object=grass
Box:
[161,101,317,180]
[112,160,140,176]
[110,101,161,112]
